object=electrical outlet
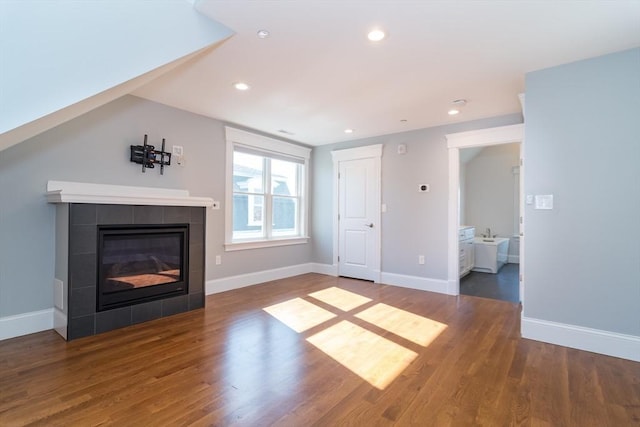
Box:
[215,255,222,265]
[172,146,185,166]
[418,255,425,265]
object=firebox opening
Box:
[97,224,189,311]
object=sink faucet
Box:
[485,227,491,238]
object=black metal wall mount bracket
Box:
[130,134,172,175]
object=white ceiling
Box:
[134,0,640,146]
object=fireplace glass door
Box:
[97,224,189,311]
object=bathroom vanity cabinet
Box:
[459,226,475,277]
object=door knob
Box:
[365,223,374,228]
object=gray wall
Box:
[463,143,520,237]
[0,95,311,317]
[524,47,640,336]
[311,114,523,280]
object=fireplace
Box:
[97,224,189,311]
[48,181,212,341]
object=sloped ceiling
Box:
[134,0,640,146]
[0,0,233,152]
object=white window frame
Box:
[225,127,310,251]
[246,181,264,227]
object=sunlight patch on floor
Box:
[308,287,372,311]
[306,320,418,390]
[355,303,448,346]
[263,288,448,390]
[263,298,337,333]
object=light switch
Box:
[535,194,554,210]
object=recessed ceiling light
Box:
[367,29,386,42]
[234,82,250,91]
[344,129,354,134]
[448,99,467,115]
[257,29,270,39]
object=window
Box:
[225,127,310,250]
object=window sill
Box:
[224,236,309,252]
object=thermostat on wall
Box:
[418,184,430,192]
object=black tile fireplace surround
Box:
[65,204,205,340]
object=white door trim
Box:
[331,144,383,282]
[445,123,524,296]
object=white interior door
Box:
[338,157,378,281]
[332,144,382,282]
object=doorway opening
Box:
[459,143,521,302]
[445,124,524,303]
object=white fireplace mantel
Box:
[46,181,214,208]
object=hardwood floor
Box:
[1,273,639,426]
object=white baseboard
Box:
[508,255,520,264]
[521,316,640,362]
[0,308,54,341]
[310,262,338,276]
[447,279,459,295]
[206,264,450,297]
[53,308,67,340]
[206,263,336,294]
[206,264,451,297]
[380,272,449,295]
